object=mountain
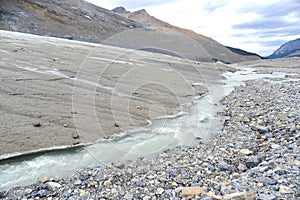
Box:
[112,7,261,63]
[0,0,142,42]
[112,7,208,41]
[0,0,261,63]
[268,38,300,58]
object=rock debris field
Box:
[2,75,300,199]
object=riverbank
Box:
[0,30,232,159]
[2,71,299,199]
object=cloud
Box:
[85,0,300,56]
[233,19,295,29]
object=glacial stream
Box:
[0,67,291,192]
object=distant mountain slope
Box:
[0,0,142,42]
[112,7,261,63]
[268,38,300,58]
[226,46,263,58]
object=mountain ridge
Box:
[268,38,300,58]
[112,6,261,63]
[0,1,261,63]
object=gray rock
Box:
[124,192,133,200]
[33,122,41,127]
[220,183,229,195]
[290,126,297,134]
[254,125,269,134]
[38,189,48,198]
[217,161,233,171]
[263,178,277,186]
[63,190,70,198]
[118,190,125,196]
[265,132,273,138]
[207,163,215,172]
[72,132,80,139]
[0,192,4,198]
[275,169,286,175]
[258,166,269,173]
[114,122,119,127]
[201,197,213,200]
[73,141,80,145]
[25,189,33,194]
[79,174,88,181]
[238,163,247,172]
[74,180,82,186]
[246,156,260,168]
[38,183,47,189]
[174,187,182,194]
[272,185,280,191]
[258,194,276,200]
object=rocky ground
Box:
[2,74,299,199]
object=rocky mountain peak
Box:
[129,9,150,19]
[112,6,128,14]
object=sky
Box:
[86,0,300,56]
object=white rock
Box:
[279,185,294,194]
[46,182,62,190]
[156,187,165,195]
[240,149,253,155]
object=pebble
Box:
[37,175,48,183]
[33,122,41,127]
[263,178,277,186]
[72,132,80,139]
[246,156,260,168]
[239,149,253,155]
[258,194,276,200]
[265,132,273,138]
[217,161,233,171]
[257,183,264,188]
[114,162,125,169]
[223,191,257,200]
[271,144,281,149]
[279,185,294,194]
[156,188,164,195]
[74,180,82,186]
[46,182,62,190]
[182,187,205,197]
[124,192,133,200]
[255,125,269,134]
[38,189,48,198]
[24,189,32,194]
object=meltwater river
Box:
[0,67,290,191]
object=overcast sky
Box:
[86,0,300,56]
